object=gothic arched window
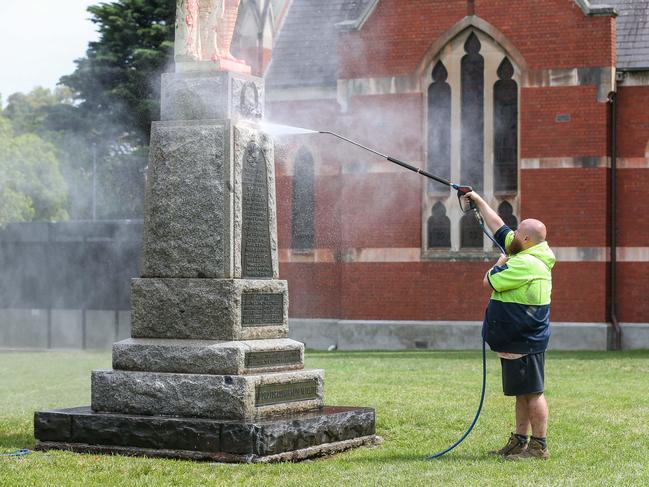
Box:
[427,202,451,248]
[460,212,483,248]
[291,147,315,250]
[423,30,520,255]
[494,57,518,193]
[427,61,451,194]
[460,32,484,192]
[498,201,518,230]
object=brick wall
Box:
[551,262,607,321]
[614,86,649,322]
[339,0,614,79]
[521,86,608,158]
[476,0,615,69]
[521,168,609,247]
[339,0,466,79]
[280,263,342,318]
[340,173,421,248]
[617,86,649,158]
[617,263,649,322]
[280,260,609,323]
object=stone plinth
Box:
[175,60,252,76]
[131,279,288,340]
[113,338,304,375]
[34,406,379,462]
[91,369,324,420]
[141,121,278,279]
[161,72,261,121]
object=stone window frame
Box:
[422,28,520,260]
[290,145,316,253]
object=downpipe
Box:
[608,92,622,350]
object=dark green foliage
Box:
[61,0,175,147]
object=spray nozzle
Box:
[455,185,476,213]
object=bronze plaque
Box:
[241,293,283,326]
[241,141,273,277]
[255,380,318,406]
[245,350,301,369]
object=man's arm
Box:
[484,253,508,289]
[461,191,504,235]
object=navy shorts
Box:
[500,352,545,396]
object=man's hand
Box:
[462,191,484,209]
[495,253,508,266]
[461,191,505,235]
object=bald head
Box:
[519,219,547,245]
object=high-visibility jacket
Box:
[482,225,556,354]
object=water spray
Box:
[261,123,504,252]
[263,122,506,458]
[318,130,479,214]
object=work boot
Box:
[506,437,550,460]
[487,433,527,456]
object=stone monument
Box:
[33,3,379,463]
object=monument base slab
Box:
[113,338,304,375]
[34,406,379,462]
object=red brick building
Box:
[263,0,649,350]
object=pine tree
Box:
[61,0,175,148]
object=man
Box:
[463,191,555,460]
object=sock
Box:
[514,433,529,444]
[531,436,547,449]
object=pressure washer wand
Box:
[319,131,475,209]
[320,131,453,186]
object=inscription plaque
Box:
[245,350,301,369]
[255,380,318,406]
[241,141,273,277]
[241,293,284,326]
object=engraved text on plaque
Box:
[255,380,318,406]
[241,141,273,277]
[245,350,301,369]
[241,293,284,326]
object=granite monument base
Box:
[34,406,380,463]
[91,369,325,420]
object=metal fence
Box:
[0,220,142,349]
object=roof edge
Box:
[335,0,380,31]
[574,0,618,17]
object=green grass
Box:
[1,350,649,486]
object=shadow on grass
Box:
[307,350,492,361]
[308,349,649,361]
[0,432,35,451]
[346,450,496,464]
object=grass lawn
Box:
[1,349,648,486]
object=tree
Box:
[61,0,175,148]
[0,117,68,226]
[3,86,76,136]
[3,87,95,220]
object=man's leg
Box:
[515,395,531,436]
[527,392,548,438]
[506,392,549,460]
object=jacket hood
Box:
[518,241,556,269]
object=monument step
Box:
[91,368,324,420]
[131,278,288,341]
[113,338,304,375]
[34,405,379,462]
[161,71,259,123]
